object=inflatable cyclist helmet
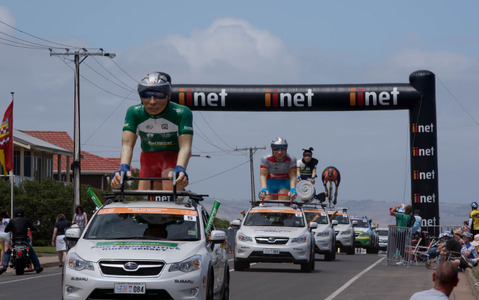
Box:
[137,72,172,95]
[472,202,478,209]
[271,137,288,150]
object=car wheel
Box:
[234,258,249,271]
[206,271,214,300]
[346,246,355,255]
[325,244,336,261]
[220,265,230,300]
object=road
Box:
[0,252,436,299]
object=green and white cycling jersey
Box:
[123,102,193,152]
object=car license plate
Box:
[114,282,146,294]
[263,248,280,255]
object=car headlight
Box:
[67,252,94,271]
[341,230,352,235]
[169,255,202,273]
[316,231,330,237]
[237,232,253,242]
[291,234,308,244]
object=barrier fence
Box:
[386,225,463,266]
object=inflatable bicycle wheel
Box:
[296,180,316,202]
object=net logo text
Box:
[265,89,314,107]
[178,88,227,107]
[349,87,399,106]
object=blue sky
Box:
[0,1,478,209]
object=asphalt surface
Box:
[0,252,477,299]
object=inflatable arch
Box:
[170,70,438,227]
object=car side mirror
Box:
[371,225,376,230]
[352,220,358,227]
[210,230,227,245]
[230,219,241,229]
[309,221,318,230]
[65,224,82,250]
[331,220,338,227]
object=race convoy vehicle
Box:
[233,200,317,272]
[377,227,389,251]
[350,216,379,254]
[63,178,229,300]
[303,206,338,261]
[327,209,357,255]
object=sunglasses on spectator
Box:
[303,154,312,157]
[273,147,287,151]
[140,91,168,99]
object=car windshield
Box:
[244,210,305,227]
[352,219,368,228]
[329,213,350,225]
[377,230,388,236]
[84,207,200,241]
[304,212,329,224]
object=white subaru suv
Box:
[303,206,337,261]
[233,202,317,272]
[63,188,229,300]
[328,208,357,255]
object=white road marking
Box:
[0,272,60,285]
[324,257,385,300]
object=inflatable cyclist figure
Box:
[259,137,297,201]
[321,166,341,207]
[111,72,193,191]
[297,147,318,184]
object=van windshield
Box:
[244,211,305,227]
[84,208,200,241]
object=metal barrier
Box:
[386,225,465,266]
[386,226,412,265]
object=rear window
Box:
[84,207,200,241]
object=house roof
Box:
[22,130,120,173]
[14,129,72,156]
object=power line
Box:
[437,76,479,128]
[189,160,250,185]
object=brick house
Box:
[19,130,120,190]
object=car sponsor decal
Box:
[91,241,180,251]
[253,228,293,233]
[98,207,198,216]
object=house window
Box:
[13,151,31,177]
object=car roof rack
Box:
[107,176,208,205]
[251,199,302,209]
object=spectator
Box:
[411,209,423,246]
[426,231,463,269]
[472,234,479,252]
[410,261,459,299]
[0,209,10,268]
[52,213,71,267]
[390,204,412,265]
[455,232,478,269]
[72,206,88,231]
[469,202,479,237]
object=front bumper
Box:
[62,265,207,300]
[235,240,311,264]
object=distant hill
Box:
[202,197,469,227]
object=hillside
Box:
[202,197,470,227]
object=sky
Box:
[0,1,478,208]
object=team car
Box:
[63,178,229,300]
[303,206,337,261]
[377,227,389,251]
[350,216,379,254]
[233,200,317,272]
[327,209,356,255]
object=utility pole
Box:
[50,49,116,209]
[234,146,266,202]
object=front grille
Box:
[99,260,164,276]
[255,237,289,244]
[88,288,173,299]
